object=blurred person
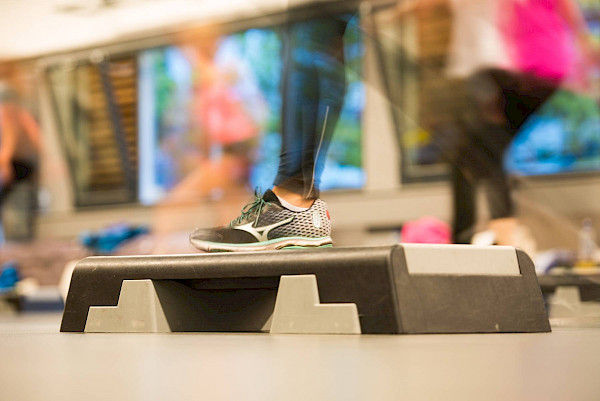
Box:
[162,26,267,206]
[0,62,42,243]
[151,26,269,249]
[189,15,351,252]
[397,0,598,247]
[457,0,598,247]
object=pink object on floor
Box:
[401,216,452,244]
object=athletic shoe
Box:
[189,189,332,252]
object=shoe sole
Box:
[190,236,333,252]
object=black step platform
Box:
[61,244,550,334]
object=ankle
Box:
[272,186,315,209]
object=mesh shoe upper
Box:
[189,190,332,249]
[264,198,331,240]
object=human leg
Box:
[273,16,348,204]
[190,15,349,252]
[451,165,477,244]
[0,160,37,242]
[472,69,556,246]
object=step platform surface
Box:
[61,244,550,334]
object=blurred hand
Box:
[593,44,600,67]
[394,0,419,16]
[579,34,600,70]
[0,159,13,187]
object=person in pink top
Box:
[395,0,598,247]
[459,0,598,246]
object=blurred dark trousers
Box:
[274,15,349,200]
[452,69,557,243]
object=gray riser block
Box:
[61,245,550,334]
[84,279,278,333]
[270,275,361,334]
[84,275,362,334]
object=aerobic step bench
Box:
[60,244,550,334]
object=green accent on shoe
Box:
[281,244,333,249]
[199,236,331,248]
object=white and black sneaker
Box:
[189,189,333,252]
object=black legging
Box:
[0,160,35,204]
[273,16,349,200]
[452,69,557,243]
[0,159,37,240]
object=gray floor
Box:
[1,313,600,401]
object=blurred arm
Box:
[18,108,42,153]
[558,0,599,64]
[0,104,16,183]
[558,0,590,38]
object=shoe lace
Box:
[228,189,270,228]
